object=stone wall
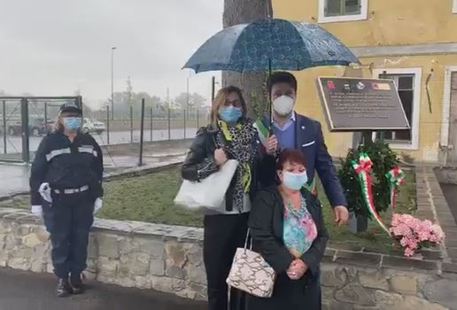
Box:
[321,262,456,310]
[0,208,207,300]
[1,207,456,309]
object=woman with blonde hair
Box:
[182,86,278,310]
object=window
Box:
[372,68,422,150]
[318,0,368,23]
[453,0,457,13]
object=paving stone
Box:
[331,244,364,252]
[423,279,457,310]
[373,290,403,307]
[321,264,348,288]
[324,248,336,258]
[394,296,448,310]
[445,238,457,248]
[389,275,418,295]
[358,270,389,290]
[443,227,457,233]
[442,262,457,274]
[438,218,457,228]
[420,249,443,261]
[382,256,437,271]
[97,234,120,259]
[334,251,381,268]
[334,284,376,306]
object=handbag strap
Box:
[243,228,252,250]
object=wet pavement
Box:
[0,268,206,310]
[0,140,191,197]
[0,128,197,160]
[0,163,30,197]
[440,183,457,224]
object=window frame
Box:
[318,0,368,23]
[371,68,422,151]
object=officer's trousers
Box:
[43,191,94,279]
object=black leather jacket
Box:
[181,123,274,212]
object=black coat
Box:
[30,131,104,205]
[247,187,328,309]
[181,123,274,212]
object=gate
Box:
[0,96,82,163]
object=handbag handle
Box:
[243,228,252,250]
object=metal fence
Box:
[0,96,210,164]
[0,96,81,163]
[87,105,210,145]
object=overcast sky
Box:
[0,0,223,109]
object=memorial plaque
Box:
[317,77,410,132]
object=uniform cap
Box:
[59,102,82,114]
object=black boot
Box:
[69,273,84,294]
[56,278,72,297]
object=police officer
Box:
[30,102,104,297]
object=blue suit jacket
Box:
[261,113,347,207]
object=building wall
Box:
[273,0,457,46]
[272,0,457,162]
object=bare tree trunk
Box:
[222,0,273,118]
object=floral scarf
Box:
[216,119,258,212]
[283,197,318,258]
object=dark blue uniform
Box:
[30,131,103,279]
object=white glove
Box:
[31,205,43,217]
[94,198,103,215]
[39,182,52,203]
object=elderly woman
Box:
[181,86,277,310]
[247,149,328,309]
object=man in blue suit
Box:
[258,72,349,225]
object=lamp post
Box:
[111,46,117,120]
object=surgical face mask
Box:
[63,117,82,131]
[273,95,295,116]
[283,171,308,191]
[219,106,242,123]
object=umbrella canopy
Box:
[184,18,359,73]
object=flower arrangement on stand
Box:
[350,153,446,257]
[390,214,445,257]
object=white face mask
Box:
[273,95,295,116]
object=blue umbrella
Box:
[184,18,359,73]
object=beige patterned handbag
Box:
[226,230,276,298]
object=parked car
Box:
[7,118,48,136]
[82,118,105,134]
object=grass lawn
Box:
[1,167,415,254]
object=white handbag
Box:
[174,159,239,209]
[226,230,276,298]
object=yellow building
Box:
[273,0,457,164]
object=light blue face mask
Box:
[63,117,82,131]
[283,171,308,191]
[218,106,242,123]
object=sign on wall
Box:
[317,77,410,132]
